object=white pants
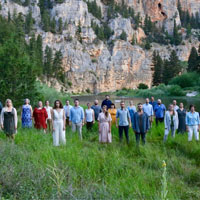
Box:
[72,122,82,140]
[53,120,66,146]
[188,125,199,141]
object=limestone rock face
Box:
[0,0,200,93]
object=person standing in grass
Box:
[98,105,112,143]
[154,99,166,126]
[149,96,157,110]
[69,99,84,140]
[127,101,136,130]
[63,99,72,127]
[132,103,150,145]
[116,101,131,144]
[101,95,112,109]
[91,100,101,121]
[143,98,154,127]
[0,99,18,140]
[44,100,52,132]
[0,100,2,130]
[85,103,95,130]
[163,104,179,142]
[177,103,186,134]
[108,103,117,125]
[33,101,48,133]
[21,98,32,128]
[51,100,66,146]
[172,100,179,111]
[186,105,200,142]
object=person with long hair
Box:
[98,105,112,143]
[33,101,48,133]
[177,102,186,134]
[44,100,53,132]
[108,103,117,125]
[0,99,18,140]
[163,104,179,142]
[85,103,95,130]
[51,100,66,146]
[21,98,32,128]
[186,104,200,141]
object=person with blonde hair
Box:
[0,99,18,139]
[21,98,32,128]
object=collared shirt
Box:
[69,106,84,124]
[127,106,136,124]
[64,105,73,118]
[154,104,166,118]
[91,105,101,120]
[149,101,157,110]
[101,99,112,109]
[186,111,200,126]
[116,108,130,126]
[142,103,153,117]
[173,105,179,111]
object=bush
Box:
[168,85,186,96]
[137,83,148,89]
[169,73,200,88]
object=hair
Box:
[74,99,79,102]
[103,105,108,118]
[120,100,125,104]
[24,98,30,104]
[169,104,175,115]
[189,104,195,110]
[111,103,115,108]
[66,99,70,102]
[5,99,13,107]
[45,100,49,104]
[105,95,110,97]
[53,100,63,109]
[137,103,142,106]
[87,102,91,106]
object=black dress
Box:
[177,109,186,133]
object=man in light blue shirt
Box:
[186,104,200,141]
[63,99,73,127]
[116,101,131,144]
[143,98,153,127]
[69,99,84,140]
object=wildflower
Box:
[162,160,166,168]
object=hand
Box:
[1,125,4,129]
[116,124,118,128]
[109,128,111,133]
[53,128,55,132]
[93,121,95,124]
[186,127,189,132]
[14,126,17,130]
[129,124,131,128]
[69,122,72,126]
[99,128,101,133]
[63,127,66,131]
[82,122,84,126]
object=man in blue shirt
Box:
[69,99,84,140]
[143,98,154,127]
[116,101,131,144]
[133,103,150,145]
[101,95,112,109]
[149,96,157,110]
[154,99,166,126]
[186,104,200,141]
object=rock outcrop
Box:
[0,0,200,93]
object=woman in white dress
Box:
[45,100,52,133]
[98,105,112,143]
[51,100,66,146]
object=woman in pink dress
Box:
[98,105,112,143]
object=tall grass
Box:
[0,121,200,199]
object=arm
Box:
[30,106,33,118]
[116,110,119,127]
[197,113,200,131]
[164,112,167,129]
[81,108,84,125]
[0,108,4,128]
[146,114,150,132]
[14,108,18,129]
[84,110,86,124]
[63,110,66,130]
[51,109,54,131]
[92,110,95,123]
[128,111,131,128]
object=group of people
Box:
[0,95,200,146]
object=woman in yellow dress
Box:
[108,103,117,125]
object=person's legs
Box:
[188,126,193,141]
[59,122,66,145]
[53,122,59,146]
[86,122,93,130]
[119,126,123,142]
[156,118,159,126]
[135,132,140,145]
[72,123,76,133]
[124,126,129,144]
[193,125,199,141]
[77,123,82,140]
[141,132,146,145]
[66,117,70,127]
[164,129,169,142]
[171,126,175,138]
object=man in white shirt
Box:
[143,98,154,127]
[63,99,73,127]
[173,100,179,111]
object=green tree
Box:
[44,46,53,80]
[25,10,34,34]
[119,31,127,41]
[50,17,56,33]
[53,50,64,82]
[188,47,198,72]
[58,17,63,34]
[173,20,182,45]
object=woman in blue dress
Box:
[21,98,33,128]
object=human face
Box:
[138,104,143,111]
[190,106,195,112]
[38,101,43,107]
[45,101,49,106]
[87,103,91,109]
[157,99,161,105]
[56,101,60,108]
[94,100,98,105]
[151,97,154,102]
[173,100,177,106]
[179,103,183,109]
[25,99,29,104]
[169,104,174,111]
[7,100,12,107]
[103,106,107,112]
[120,102,125,109]
[66,100,69,106]
[74,100,79,107]
[129,101,133,106]
[106,95,109,100]
[111,105,115,109]
[146,98,149,104]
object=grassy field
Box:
[0,121,200,200]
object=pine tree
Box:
[44,46,53,80]
[58,17,63,34]
[173,20,182,45]
[36,34,43,70]
[53,50,64,82]
[152,51,163,85]
[119,31,127,41]
[25,10,34,34]
[188,47,198,72]
[50,17,56,33]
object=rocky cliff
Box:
[0,0,199,93]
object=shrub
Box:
[168,85,186,96]
[137,83,149,89]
